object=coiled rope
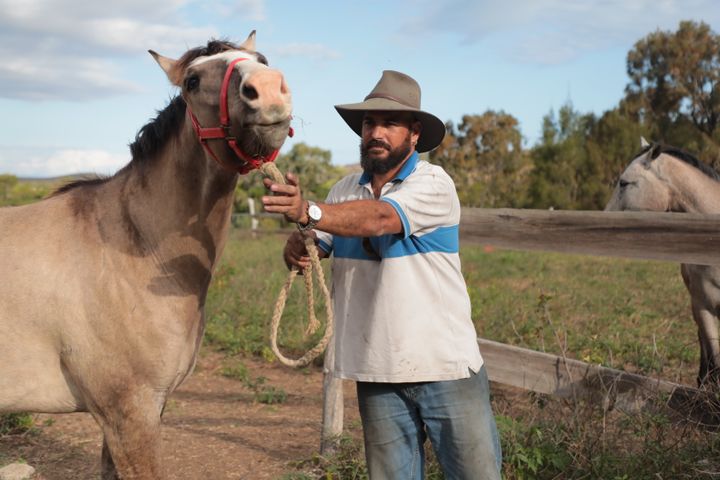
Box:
[260,162,334,368]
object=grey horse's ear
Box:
[640,136,650,148]
[239,30,257,51]
[149,50,183,86]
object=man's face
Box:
[360,111,421,175]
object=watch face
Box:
[308,204,322,221]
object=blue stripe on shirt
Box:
[332,225,459,260]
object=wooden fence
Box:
[318,208,720,452]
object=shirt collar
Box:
[358,151,419,185]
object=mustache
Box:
[364,139,391,150]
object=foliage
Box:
[431,111,531,207]
[0,414,34,435]
[0,175,55,207]
[0,174,18,201]
[526,103,596,209]
[624,20,720,169]
[497,415,571,478]
[221,360,288,404]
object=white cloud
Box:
[0,0,266,100]
[0,55,141,101]
[0,147,129,177]
[400,0,720,65]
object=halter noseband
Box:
[185,57,294,175]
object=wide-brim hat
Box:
[334,70,446,153]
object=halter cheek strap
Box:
[186,57,294,175]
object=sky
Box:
[0,0,718,178]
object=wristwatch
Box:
[298,200,322,231]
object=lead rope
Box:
[260,162,334,368]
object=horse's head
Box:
[150,32,292,173]
[605,141,674,212]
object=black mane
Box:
[51,39,255,196]
[640,143,720,182]
[128,95,187,163]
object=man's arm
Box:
[262,173,403,237]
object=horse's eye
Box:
[619,179,629,188]
[185,75,200,92]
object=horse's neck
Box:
[107,124,238,270]
[662,156,720,214]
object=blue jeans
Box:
[356,366,502,480]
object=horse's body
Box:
[0,32,292,479]
[606,142,720,387]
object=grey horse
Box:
[606,140,720,388]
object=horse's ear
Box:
[640,136,650,148]
[239,30,257,51]
[149,50,183,86]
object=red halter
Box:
[185,57,294,175]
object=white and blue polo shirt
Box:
[315,152,483,383]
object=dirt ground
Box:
[0,351,362,480]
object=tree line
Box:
[2,21,717,213]
[431,20,720,210]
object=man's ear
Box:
[412,120,422,145]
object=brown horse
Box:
[0,32,292,479]
[606,140,720,388]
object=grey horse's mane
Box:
[640,143,720,182]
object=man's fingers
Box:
[286,172,299,186]
[266,183,298,195]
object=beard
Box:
[360,135,413,175]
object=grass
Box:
[205,231,332,364]
[205,231,716,478]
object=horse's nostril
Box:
[242,84,258,101]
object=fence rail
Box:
[460,208,720,265]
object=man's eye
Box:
[185,75,200,91]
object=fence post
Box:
[247,198,259,236]
[320,335,343,455]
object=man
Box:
[262,70,502,479]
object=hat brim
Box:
[334,97,446,153]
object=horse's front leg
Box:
[691,305,720,388]
[94,388,165,480]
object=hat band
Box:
[364,93,417,109]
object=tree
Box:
[527,103,596,209]
[584,108,647,208]
[431,111,530,207]
[624,20,720,167]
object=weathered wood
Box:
[320,337,343,455]
[478,338,719,425]
[461,208,720,265]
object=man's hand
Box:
[262,172,308,225]
[283,230,316,271]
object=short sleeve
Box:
[381,164,460,238]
